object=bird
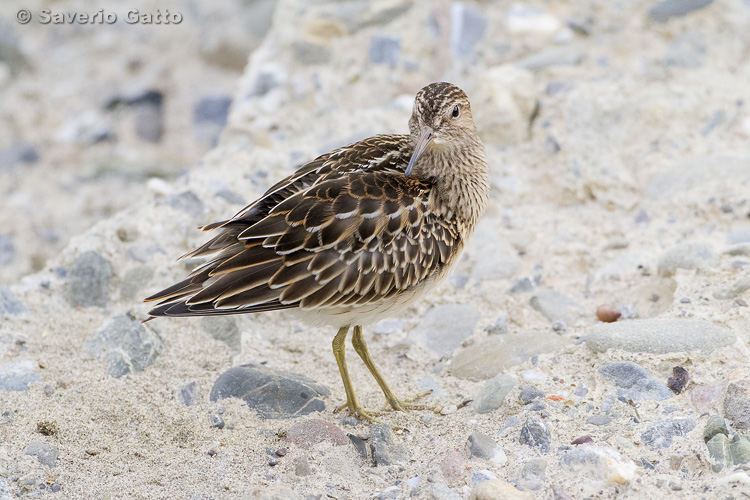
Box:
[144,82,489,421]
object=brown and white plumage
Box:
[145,82,489,419]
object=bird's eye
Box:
[451,105,460,119]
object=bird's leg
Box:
[351,325,428,412]
[331,325,378,422]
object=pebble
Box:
[595,306,621,323]
[724,380,750,431]
[520,370,547,383]
[657,242,717,276]
[169,191,205,221]
[586,415,612,426]
[649,0,714,23]
[703,415,729,443]
[66,251,112,308]
[691,384,722,413]
[667,366,690,394]
[209,364,329,419]
[295,455,312,476]
[0,142,39,169]
[431,483,462,500]
[369,36,400,66]
[0,286,26,315]
[377,486,401,500]
[506,4,561,35]
[23,441,58,467]
[713,275,750,300]
[452,332,565,380]
[587,319,734,354]
[348,434,368,459]
[450,2,487,56]
[293,41,331,65]
[519,386,544,405]
[508,277,533,294]
[599,361,672,401]
[472,374,515,414]
[85,313,162,378]
[0,234,14,266]
[471,470,498,485]
[0,361,40,391]
[119,266,154,300]
[559,445,636,483]
[132,90,164,143]
[286,420,348,449]
[706,433,729,472]
[485,316,508,335]
[519,417,551,454]
[193,94,232,126]
[370,423,408,466]
[201,316,241,352]
[641,418,696,450]
[529,288,583,325]
[518,459,546,490]
[439,450,468,484]
[411,304,479,357]
[466,432,507,465]
[209,414,225,429]
[469,479,534,500]
[469,220,521,279]
[177,381,200,406]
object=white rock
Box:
[506,4,561,36]
[469,479,534,500]
[520,370,548,382]
[559,445,636,484]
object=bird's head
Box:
[406,82,476,176]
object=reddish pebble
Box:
[596,306,621,323]
[439,450,468,485]
[547,395,564,401]
[571,435,594,445]
[286,419,349,449]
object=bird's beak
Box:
[405,127,434,176]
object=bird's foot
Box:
[334,401,381,424]
[381,391,433,412]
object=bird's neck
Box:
[421,142,489,235]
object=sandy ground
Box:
[1,0,750,499]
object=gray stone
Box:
[120,266,154,300]
[470,221,520,282]
[516,47,585,71]
[558,446,636,483]
[657,243,717,276]
[411,304,479,357]
[201,316,241,352]
[466,432,506,464]
[0,286,26,315]
[0,234,14,266]
[471,470,497,485]
[519,386,544,405]
[529,288,583,325]
[713,276,750,300]
[724,380,750,431]
[293,41,331,65]
[0,361,39,391]
[23,441,58,467]
[587,319,734,355]
[649,0,713,23]
[194,95,232,126]
[369,36,400,66]
[586,414,612,426]
[706,433,729,471]
[450,3,487,56]
[177,382,200,406]
[295,455,311,476]
[431,483,461,500]
[641,418,696,450]
[0,142,38,170]
[729,435,750,466]
[209,414,225,429]
[348,434,368,459]
[518,459,546,491]
[728,227,750,245]
[377,486,401,500]
[452,332,567,380]
[703,415,729,442]
[370,423,408,466]
[209,364,329,419]
[485,316,508,335]
[472,374,515,414]
[66,251,112,308]
[645,154,750,199]
[599,361,672,401]
[85,314,162,378]
[519,417,551,454]
[509,277,534,294]
[169,191,204,220]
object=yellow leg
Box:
[332,325,377,422]
[351,325,427,412]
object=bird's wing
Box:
[145,159,460,318]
